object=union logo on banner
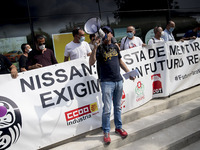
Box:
[135,81,145,102]
[0,96,22,150]
[90,102,98,112]
[64,102,99,126]
[151,74,163,95]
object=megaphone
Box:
[84,17,105,38]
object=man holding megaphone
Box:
[89,26,135,145]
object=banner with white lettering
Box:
[121,38,200,98]
[0,39,200,150]
[165,40,200,94]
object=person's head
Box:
[102,26,113,44]
[154,26,163,38]
[35,35,46,51]
[72,27,85,43]
[166,20,175,33]
[102,26,113,35]
[21,43,32,54]
[89,34,96,42]
[127,26,135,39]
[194,24,200,32]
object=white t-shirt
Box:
[64,41,91,60]
[148,37,164,45]
[120,36,143,50]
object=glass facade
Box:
[0,0,200,62]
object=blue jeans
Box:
[100,80,123,133]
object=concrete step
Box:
[114,114,200,150]
[180,140,200,150]
[43,85,200,150]
[47,86,200,150]
[120,85,200,127]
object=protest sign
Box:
[0,39,200,149]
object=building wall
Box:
[0,0,199,60]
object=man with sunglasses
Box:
[64,27,92,62]
[27,35,58,70]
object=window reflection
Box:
[0,0,199,60]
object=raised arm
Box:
[89,47,97,66]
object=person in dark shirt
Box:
[89,26,135,144]
[183,25,200,40]
[27,35,58,70]
[0,54,18,78]
[19,43,32,72]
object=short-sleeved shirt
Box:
[120,36,143,50]
[0,54,12,74]
[19,55,28,71]
[148,37,164,45]
[64,41,91,60]
[96,43,123,82]
[27,48,58,68]
[162,29,175,41]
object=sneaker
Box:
[104,132,111,144]
[115,128,128,138]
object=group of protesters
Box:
[1,20,200,79]
[0,19,200,145]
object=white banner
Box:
[0,60,102,150]
[0,39,200,150]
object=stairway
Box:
[41,85,200,150]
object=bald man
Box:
[120,26,145,50]
[148,26,164,45]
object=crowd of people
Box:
[0,19,200,144]
[0,35,58,78]
[2,20,200,79]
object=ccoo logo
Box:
[0,96,22,150]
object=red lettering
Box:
[73,110,79,117]
[79,109,84,115]
[136,96,145,102]
[65,105,91,121]
[67,112,73,120]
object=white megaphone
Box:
[84,17,105,38]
